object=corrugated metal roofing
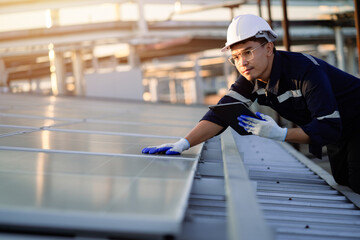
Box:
[232,133,360,240]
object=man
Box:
[142,14,360,194]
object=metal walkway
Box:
[232,132,360,240]
[180,135,227,240]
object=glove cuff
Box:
[178,138,190,151]
[279,127,288,141]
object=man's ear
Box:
[266,42,274,56]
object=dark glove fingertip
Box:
[149,148,159,154]
[166,151,180,155]
[142,149,148,154]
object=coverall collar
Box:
[252,51,281,95]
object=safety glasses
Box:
[228,42,266,65]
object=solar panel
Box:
[0,126,34,136]
[0,115,64,127]
[0,94,205,236]
[48,121,195,137]
[0,150,197,234]
[0,130,202,157]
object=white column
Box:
[50,9,60,26]
[182,79,196,104]
[0,59,8,91]
[194,57,204,104]
[326,50,337,67]
[334,26,346,71]
[149,78,158,102]
[115,3,122,21]
[128,45,140,68]
[46,9,59,28]
[35,79,41,94]
[54,51,65,95]
[137,0,148,35]
[346,42,357,76]
[92,50,99,73]
[72,50,85,96]
[49,44,65,96]
[223,53,236,89]
[223,54,230,82]
[169,79,177,103]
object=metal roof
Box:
[232,133,360,240]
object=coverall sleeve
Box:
[200,76,255,134]
[200,94,241,128]
[300,65,342,158]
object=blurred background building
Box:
[0,0,358,105]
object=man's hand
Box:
[142,138,190,155]
[238,112,287,141]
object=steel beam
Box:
[354,0,360,74]
[281,0,291,51]
[266,0,273,28]
[335,26,346,71]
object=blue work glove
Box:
[238,112,287,141]
[142,138,190,155]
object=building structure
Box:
[0,0,358,105]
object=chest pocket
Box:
[277,90,306,110]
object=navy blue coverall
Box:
[201,50,360,193]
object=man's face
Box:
[230,40,272,82]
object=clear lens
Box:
[228,42,266,65]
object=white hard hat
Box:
[221,14,278,52]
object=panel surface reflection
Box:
[0,150,197,232]
[0,130,202,157]
[0,94,206,234]
[52,122,193,137]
